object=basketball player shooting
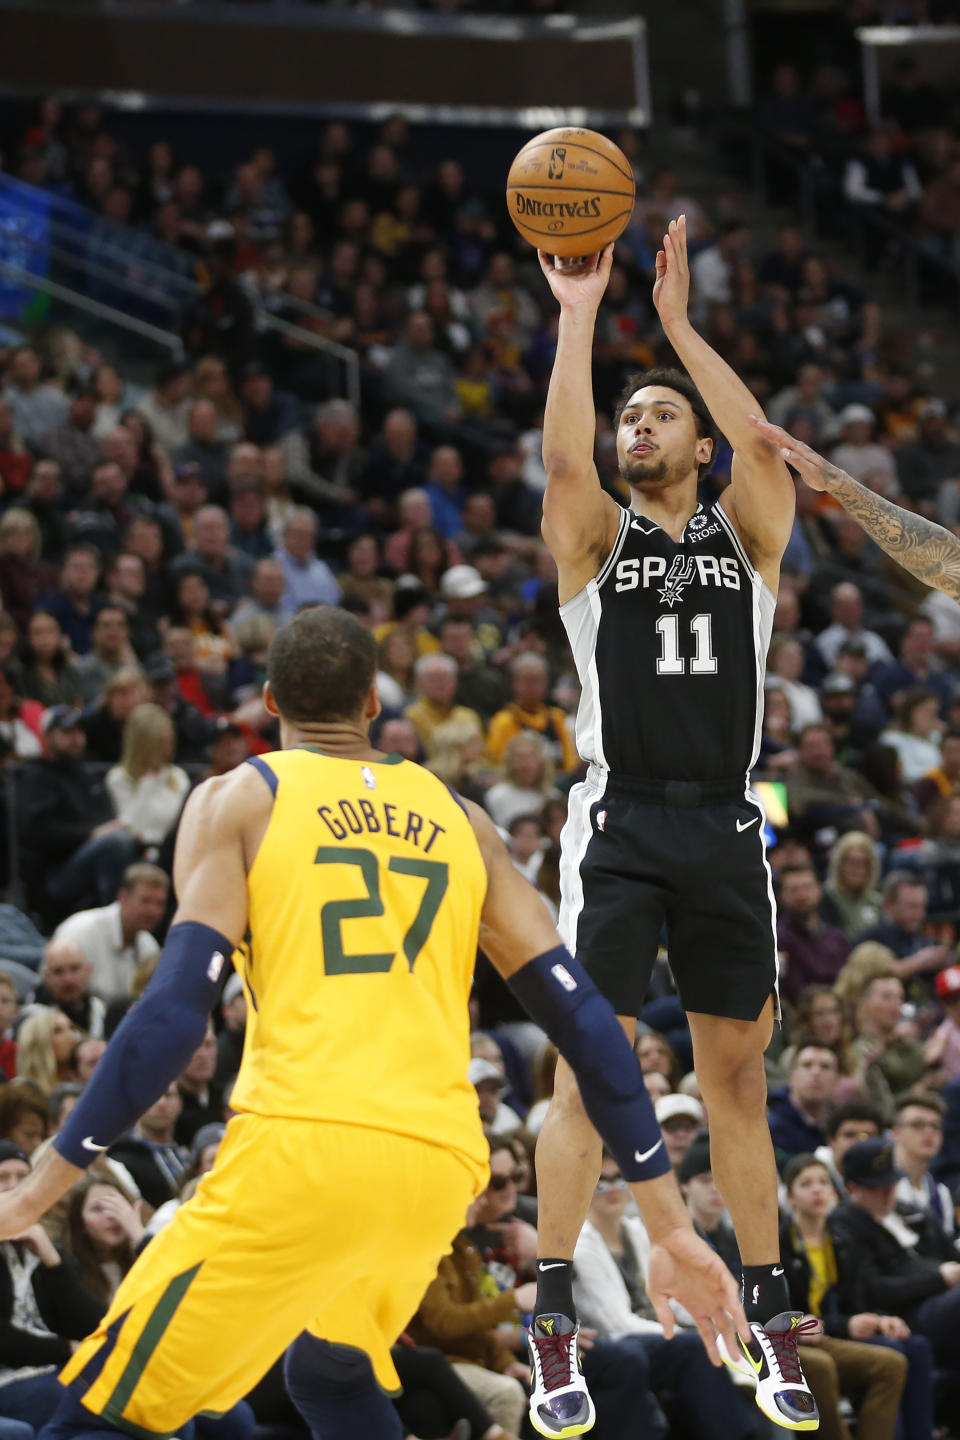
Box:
[527,215,820,1437]
[0,606,747,1440]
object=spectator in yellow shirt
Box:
[486,653,579,774]
[404,653,483,757]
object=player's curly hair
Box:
[614,368,719,478]
[268,605,377,724]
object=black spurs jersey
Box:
[560,500,775,782]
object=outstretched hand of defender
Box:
[537,243,614,311]
[652,214,690,326]
[646,1225,751,1366]
[747,415,840,493]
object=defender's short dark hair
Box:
[614,368,719,477]
[268,606,377,724]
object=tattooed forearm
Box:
[820,462,960,601]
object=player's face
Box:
[616,388,710,491]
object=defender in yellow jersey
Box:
[0,607,746,1440]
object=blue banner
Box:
[0,180,50,322]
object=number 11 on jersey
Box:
[655,614,718,676]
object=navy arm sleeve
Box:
[54,922,231,1170]
[507,945,670,1183]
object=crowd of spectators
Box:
[754,54,960,270]
[0,93,960,1438]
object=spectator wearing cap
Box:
[468,1058,520,1136]
[40,543,103,656]
[170,400,230,492]
[925,966,960,1082]
[816,583,894,670]
[38,387,100,493]
[274,508,341,618]
[829,405,898,495]
[654,1094,704,1172]
[19,706,137,917]
[897,398,960,510]
[830,1139,960,1373]
[486,654,578,774]
[678,1133,741,1277]
[0,1139,103,1432]
[893,1095,953,1237]
[572,1149,755,1440]
[136,362,192,455]
[405,654,483,758]
[205,718,251,779]
[779,1153,921,1440]
[435,564,505,655]
[142,652,214,766]
[161,462,209,551]
[215,971,247,1088]
[818,672,874,763]
[107,1082,188,1211]
[768,1044,840,1162]
[73,605,137,706]
[51,862,167,999]
[240,363,298,447]
[777,865,851,1005]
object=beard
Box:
[619,452,671,487]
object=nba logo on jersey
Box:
[596,809,607,832]
[361,766,377,790]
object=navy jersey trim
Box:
[245,755,278,797]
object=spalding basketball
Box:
[506,127,636,265]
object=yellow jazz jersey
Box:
[230,746,489,1173]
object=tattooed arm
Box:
[748,416,960,601]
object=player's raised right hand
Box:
[537,243,614,311]
[645,1224,750,1366]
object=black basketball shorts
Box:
[557,765,779,1022]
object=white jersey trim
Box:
[558,769,608,956]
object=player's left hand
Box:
[646,1224,751,1366]
[652,215,690,326]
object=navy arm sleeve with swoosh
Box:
[54,922,230,1170]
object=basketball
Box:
[505,127,636,269]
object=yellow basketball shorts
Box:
[59,1113,484,1439]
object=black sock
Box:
[741,1264,790,1323]
[535,1258,576,1320]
